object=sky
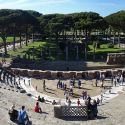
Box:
[0,0,125,17]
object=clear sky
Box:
[0,0,125,17]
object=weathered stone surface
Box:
[63,72,70,79]
[33,71,40,78]
[39,71,46,78]
[13,69,20,75]
[107,53,125,64]
[57,72,63,78]
[112,70,118,76]
[28,70,33,77]
[82,72,88,79]
[69,72,76,78]
[94,71,100,79]
[100,71,106,76]
[44,71,51,78]
[76,72,82,79]
[11,68,125,80]
[88,71,95,79]
[51,72,57,79]
[105,70,112,77]
[20,70,28,77]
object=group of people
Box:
[66,96,99,119]
[85,97,99,119]
[8,105,29,125]
[57,80,67,90]
[111,73,124,86]
[9,101,43,124]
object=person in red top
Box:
[34,102,42,113]
[77,99,81,106]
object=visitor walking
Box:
[78,80,81,89]
[68,99,71,106]
[92,100,98,119]
[77,99,81,106]
[43,80,46,91]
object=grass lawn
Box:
[88,43,125,60]
[8,41,57,60]
[0,37,19,44]
[2,40,125,62]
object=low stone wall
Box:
[11,68,125,79]
[107,53,125,65]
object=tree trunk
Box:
[72,29,75,42]
[76,45,79,61]
[113,34,115,45]
[19,35,22,48]
[25,34,28,46]
[13,35,16,51]
[2,36,7,55]
[25,26,28,46]
[55,32,59,46]
[118,34,120,48]
[65,46,68,61]
[84,29,88,61]
[32,33,34,42]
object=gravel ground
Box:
[31,78,111,99]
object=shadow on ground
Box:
[57,115,107,121]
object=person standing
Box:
[86,97,92,120]
[77,99,81,106]
[92,100,98,119]
[24,79,25,85]
[68,99,71,106]
[28,78,30,86]
[95,79,98,87]
[100,93,103,103]
[78,80,81,89]
[43,80,46,91]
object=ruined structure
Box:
[107,53,125,65]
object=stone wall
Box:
[11,68,125,79]
[107,53,125,65]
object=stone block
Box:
[88,72,95,79]
[63,72,70,79]
[76,72,82,79]
[51,72,57,79]
[39,71,46,78]
[105,70,112,77]
[57,72,63,78]
[44,71,51,78]
[112,70,118,76]
[28,70,33,77]
[94,71,100,79]
[82,72,88,79]
[69,72,76,78]
[20,70,28,77]
[33,70,40,78]
[13,69,20,75]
